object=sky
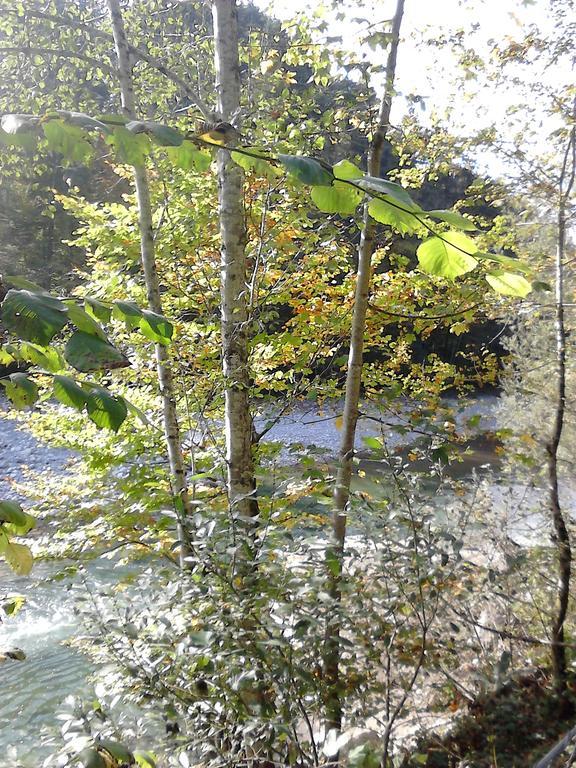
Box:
[254,0,568,178]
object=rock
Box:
[0,646,26,661]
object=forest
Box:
[0,0,574,766]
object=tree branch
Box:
[0,46,117,76]
[5,7,211,119]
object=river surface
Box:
[0,395,569,766]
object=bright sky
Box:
[255,0,567,177]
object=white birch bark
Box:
[325,0,406,740]
[212,0,258,521]
[107,0,192,567]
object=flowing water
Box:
[0,395,567,765]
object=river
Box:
[0,395,565,765]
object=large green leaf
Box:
[4,275,46,292]
[427,209,477,231]
[64,331,129,372]
[474,252,531,274]
[139,310,174,344]
[49,110,110,133]
[417,232,478,279]
[78,748,107,768]
[126,120,183,147]
[1,289,68,345]
[357,176,418,208]
[332,159,363,180]
[167,141,212,172]
[65,301,107,339]
[53,375,89,411]
[85,297,113,323]
[0,500,29,528]
[368,198,423,235]
[113,300,143,329]
[107,126,151,165]
[3,373,39,409]
[231,147,280,178]
[85,387,128,431]
[485,271,532,297]
[311,182,362,215]
[42,120,93,164]
[0,538,34,576]
[278,154,333,186]
[16,342,64,373]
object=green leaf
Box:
[0,500,29,528]
[0,533,34,576]
[417,232,478,279]
[231,148,281,178]
[97,739,134,763]
[278,154,333,186]
[17,342,64,373]
[107,126,151,165]
[1,594,25,616]
[139,310,174,344]
[113,300,143,329]
[85,387,128,431]
[368,198,423,235]
[64,301,107,339]
[85,297,113,323]
[78,748,107,768]
[362,436,383,451]
[332,159,363,180]
[167,141,212,172]
[4,275,46,292]
[474,252,531,274]
[42,120,93,164]
[311,182,362,215]
[485,271,532,297]
[357,176,418,208]
[64,332,129,372]
[3,373,39,408]
[126,120,183,147]
[50,110,110,133]
[427,209,476,231]
[53,375,89,411]
[1,289,68,345]
[134,751,157,768]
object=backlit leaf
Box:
[485,271,532,297]
[85,387,128,431]
[417,232,478,279]
[3,373,39,408]
[311,182,362,215]
[42,120,93,164]
[368,198,423,235]
[1,289,67,345]
[53,375,89,411]
[167,142,212,172]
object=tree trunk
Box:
[324,0,406,743]
[212,0,258,521]
[548,198,571,698]
[107,0,192,568]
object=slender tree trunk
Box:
[212,0,258,521]
[324,0,406,742]
[547,106,575,700]
[548,200,570,696]
[107,0,192,567]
